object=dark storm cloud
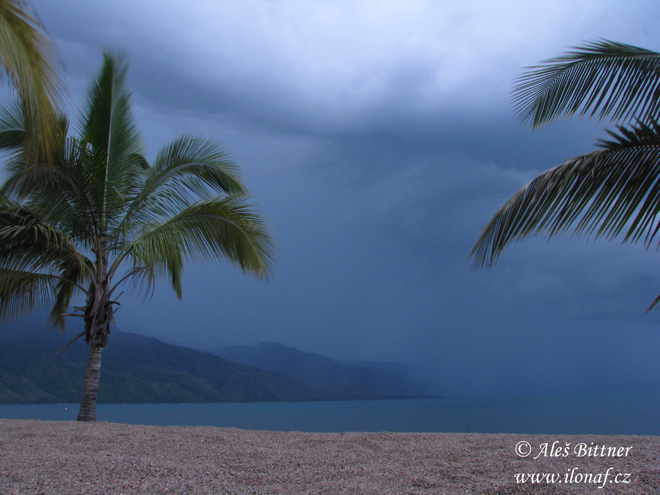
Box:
[35,1,623,134]
[15,0,660,397]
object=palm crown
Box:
[0,53,275,420]
[471,40,660,310]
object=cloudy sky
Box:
[15,0,660,397]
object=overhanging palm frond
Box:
[470,119,660,267]
[0,101,69,200]
[0,0,64,164]
[514,40,660,128]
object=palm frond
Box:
[0,196,93,288]
[1,136,101,245]
[0,267,57,322]
[0,99,26,152]
[514,40,660,128]
[114,136,245,242]
[0,198,70,267]
[0,0,64,164]
[151,136,244,196]
[79,52,145,229]
[470,119,660,267]
[0,103,69,200]
[123,196,275,295]
[47,248,91,328]
[111,265,158,301]
[132,246,183,298]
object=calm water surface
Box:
[1,391,658,435]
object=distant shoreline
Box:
[0,394,444,405]
[1,419,658,494]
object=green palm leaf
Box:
[115,136,244,243]
[126,196,275,296]
[0,99,27,152]
[80,52,145,231]
[0,197,91,326]
[514,40,660,128]
[474,40,660,314]
[0,267,58,320]
[0,99,69,200]
[0,0,64,164]
[471,119,660,267]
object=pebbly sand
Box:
[0,419,658,494]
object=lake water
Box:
[1,390,658,435]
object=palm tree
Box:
[0,0,64,165]
[471,40,660,309]
[0,53,275,421]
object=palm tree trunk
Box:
[77,344,103,421]
[77,238,111,422]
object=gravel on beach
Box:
[0,419,658,494]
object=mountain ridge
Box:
[0,322,441,403]
[0,325,313,404]
[212,341,441,400]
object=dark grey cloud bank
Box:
[11,0,660,397]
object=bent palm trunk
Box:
[77,345,103,421]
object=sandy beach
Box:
[0,419,658,494]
